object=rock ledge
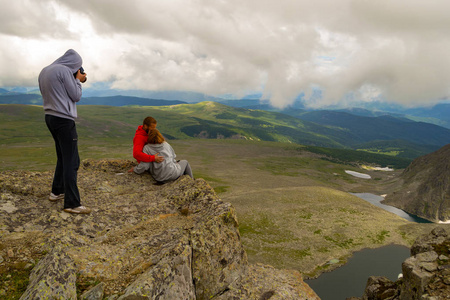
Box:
[0,159,318,300]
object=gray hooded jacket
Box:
[38,49,83,120]
[134,142,182,182]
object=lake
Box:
[305,244,410,299]
[305,193,431,299]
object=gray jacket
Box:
[38,49,83,120]
[134,142,182,182]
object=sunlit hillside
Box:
[0,104,412,171]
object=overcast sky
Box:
[1,0,449,108]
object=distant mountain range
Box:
[151,101,450,160]
[218,99,450,130]
[1,87,449,127]
[1,88,449,160]
[287,110,449,147]
[0,93,186,107]
[81,88,224,102]
[80,96,186,107]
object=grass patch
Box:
[0,262,33,300]
[304,257,346,278]
[317,246,330,253]
[239,213,298,244]
[338,207,360,214]
[371,230,391,244]
[0,138,133,172]
[76,276,101,296]
[324,234,355,249]
[239,214,274,236]
[213,186,230,194]
[252,156,346,180]
[253,157,311,176]
[263,246,311,260]
[191,171,229,193]
[302,145,411,169]
[433,240,450,257]
[357,149,401,157]
[298,212,313,220]
[192,171,223,183]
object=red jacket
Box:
[133,125,156,163]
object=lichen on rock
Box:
[19,249,77,300]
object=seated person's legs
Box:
[178,160,194,179]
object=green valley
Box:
[0,103,440,279]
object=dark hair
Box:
[147,129,165,144]
[143,116,157,127]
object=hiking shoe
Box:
[63,206,91,214]
[49,193,64,201]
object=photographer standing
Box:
[38,49,91,214]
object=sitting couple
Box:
[130,116,193,183]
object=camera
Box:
[74,67,87,82]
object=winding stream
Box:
[351,193,432,223]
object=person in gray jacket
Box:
[38,49,91,214]
[133,129,193,183]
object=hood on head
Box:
[51,49,83,73]
[149,142,165,150]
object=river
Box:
[351,193,432,223]
[305,193,431,299]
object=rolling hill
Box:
[0,103,412,170]
[290,110,449,146]
[281,109,449,159]
[1,100,449,162]
[219,99,450,129]
[150,102,450,159]
[152,101,356,147]
[0,93,43,105]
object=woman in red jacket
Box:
[133,116,164,163]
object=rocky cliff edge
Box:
[0,159,319,300]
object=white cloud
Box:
[0,0,72,38]
[1,0,449,108]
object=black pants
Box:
[45,114,81,209]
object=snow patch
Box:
[345,170,371,179]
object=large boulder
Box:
[19,250,77,300]
[361,276,399,300]
[118,233,195,299]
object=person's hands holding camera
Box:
[76,69,87,83]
